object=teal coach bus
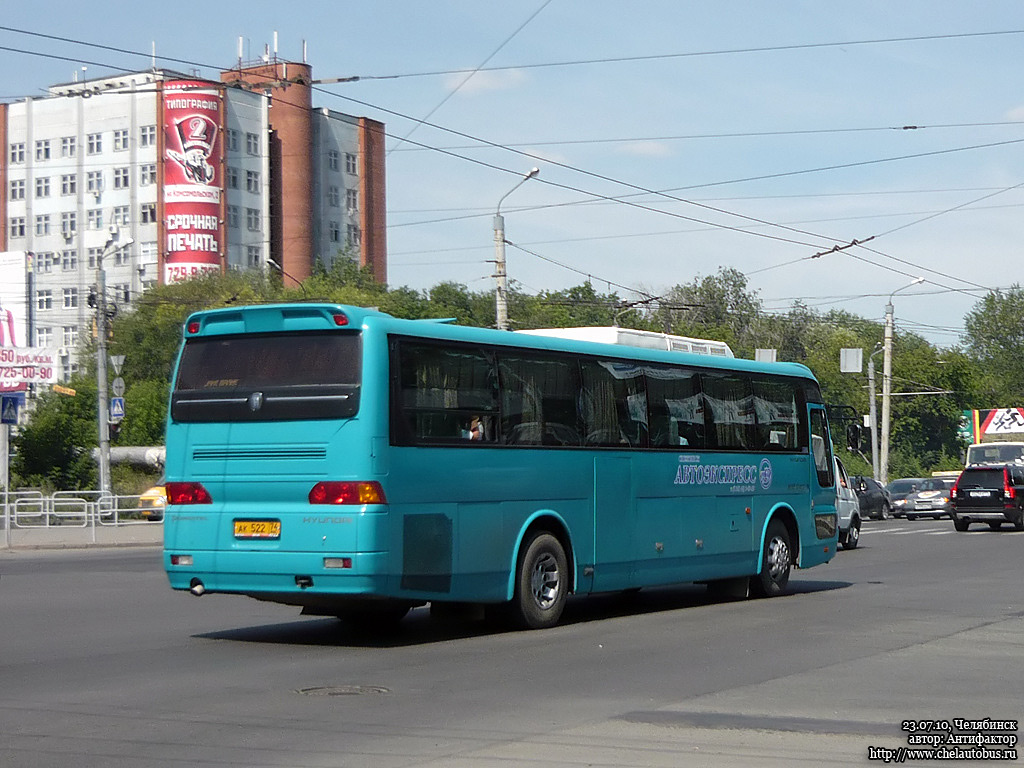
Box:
[163,303,840,629]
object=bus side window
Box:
[646,365,704,448]
[702,373,755,450]
[394,341,498,444]
[498,353,581,447]
[752,378,800,451]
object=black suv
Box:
[852,476,892,520]
[950,464,1024,532]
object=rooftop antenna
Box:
[151,41,156,69]
[302,40,307,63]
[273,30,278,57]
[237,36,243,67]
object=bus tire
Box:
[511,531,568,630]
[750,520,792,598]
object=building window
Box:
[246,132,260,155]
[346,188,358,213]
[329,221,340,243]
[113,129,129,151]
[246,207,261,232]
[37,327,52,347]
[140,163,157,186]
[345,153,357,174]
[112,205,130,226]
[63,288,79,309]
[114,246,130,266]
[62,136,76,158]
[247,245,261,267]
[9,217,26,238]
[140,203,157,224]
[37,290,53,311]
[87,247,102,269]
[35,177,51,198]
[226,167,238,189]
[226,205,239,228]
[113,167,130,189]
[9,179,25,200]
[10,142,25,163]
[35,252,54,273]
[62,325,78,347]
[140,125,156,147]
[61,174,77,195]
[35,140,51,161]
[61,211,77,236]
[86,171,103,194]
[87,133,102,154]
[35,214,51,236]
[347,224,361,246]
[61,250,78,271]
[328,149,339,171]
[327,185,340,207]
[225,129,239,152]
[87,209,103,230]
[245,170,260,193]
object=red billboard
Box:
[161,81,224,284]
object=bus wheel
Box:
[512,532,568,629]
[750,520,792,598]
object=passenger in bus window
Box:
[464,415,485,441]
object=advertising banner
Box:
[0,347,59,385]
[162,80,224,284]
[0,251,29,393]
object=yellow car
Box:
[139,482,167,521]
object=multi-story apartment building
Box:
[0,56,386,378]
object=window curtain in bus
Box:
[701,373,755,450]
[499,354,580,445]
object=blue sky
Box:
[3,1,1024,347]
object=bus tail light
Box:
[308,481,386,505]
[323,557,353,569]
[166,482,213,505]
[332,312,349,326]
[170,554,193,566]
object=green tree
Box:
[963,286,1024,405]
[12,379,98,490]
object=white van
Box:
[835,457,861,550]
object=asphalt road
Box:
[1,518,1021,767]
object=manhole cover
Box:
[296,685,390,697]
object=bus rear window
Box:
[171,331,361,422]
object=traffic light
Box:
[108,420,121,440]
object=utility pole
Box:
[493,168,539,331]
[867,345,882,481]
[95,230,133,495]
[879,277,924,485]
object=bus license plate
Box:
[234,520,281,539]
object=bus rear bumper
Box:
[164,550,392,597]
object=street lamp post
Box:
[879,277,924,485]
[96,230,133,495]
[493,168,539,330]
[867,343,882,481]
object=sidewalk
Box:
[1,522,163,550]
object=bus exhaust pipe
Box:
[189,578,206,596]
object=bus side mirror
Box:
[846,423,861,452]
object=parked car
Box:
[852,476,892,520]
[904,477,955,520]
[835,457,861,550]
[138,479,167,521]
[886,477,924,518]
[950,464,1024,532]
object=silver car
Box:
[904,478,955,520]
[835,457,861,549]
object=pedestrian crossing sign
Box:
[110,396,125,421]
[1,395,18,425]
